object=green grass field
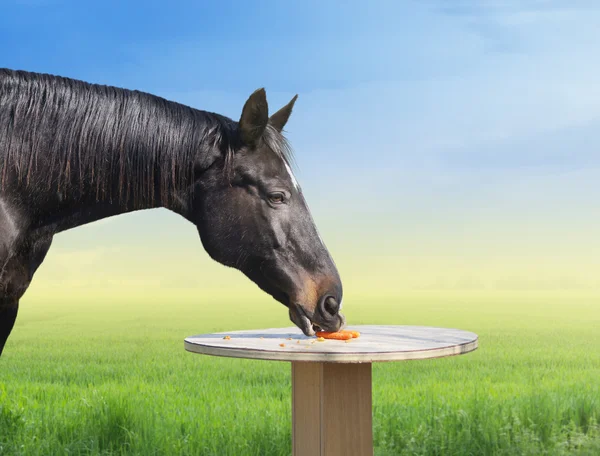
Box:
[1,291,599,455]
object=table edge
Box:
[184,337,478,363]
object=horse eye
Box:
[268,192,285,204]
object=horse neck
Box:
[25,174,193,238]
[2,73,230,236]
[25,135,219,237]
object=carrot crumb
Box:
[223,336,231,340]
[279,343,285,347]
[317,337,325,342]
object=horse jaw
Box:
[289,305,315,336]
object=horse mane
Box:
[0,69,297,210]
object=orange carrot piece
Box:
[316,331,353,340]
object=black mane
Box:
[0,69,240,208]
[0,69,296,209]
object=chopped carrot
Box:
[223,336,231,340]
[279,343,285,347]
[316,331,353,340]
[345,330,361,338]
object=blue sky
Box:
[2,0,600,291]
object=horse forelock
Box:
[263,125,299,190]
[222,123,299,189]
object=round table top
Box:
[184,325,478,363]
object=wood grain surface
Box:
[185,325,478,363]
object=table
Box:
[185,325,478,456]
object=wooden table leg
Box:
[292,362,373,456]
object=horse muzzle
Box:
[289,295,345,336]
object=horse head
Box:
[191,89,344,336]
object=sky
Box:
[1,0,599,304]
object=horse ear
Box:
[269,95,298,132]
[239,88,269,147]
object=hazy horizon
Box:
[3,1,599,308]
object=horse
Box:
[0,69,344,356]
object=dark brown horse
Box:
[0,69,344,356]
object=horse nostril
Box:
[324,296,340,315]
